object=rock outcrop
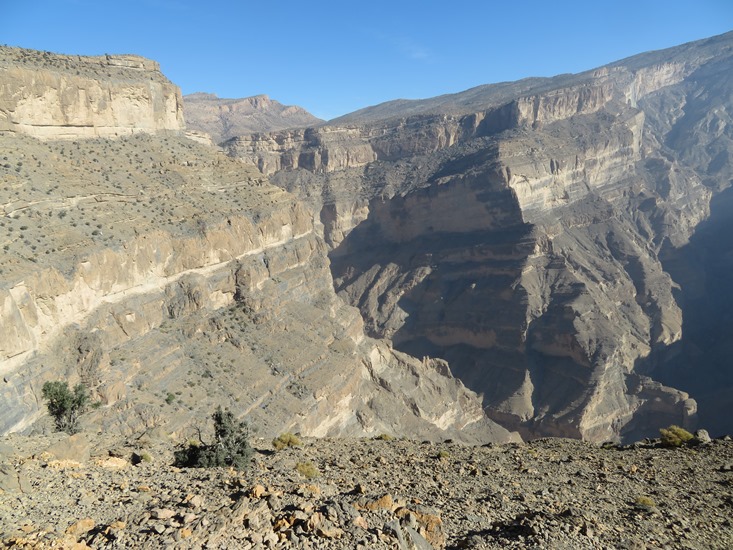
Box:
[227,31,733,441]
[0,46,184,139]
[183,92,322,144]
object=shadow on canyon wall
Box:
[652,184,733,437]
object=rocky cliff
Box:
[0,51,516,444]
[227,32,733,442]
[0,46,184,139]
[183,92,322,144]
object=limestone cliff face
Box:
[0,46,184,139]
[227,32,733,441]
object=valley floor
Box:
[0,433,732,549]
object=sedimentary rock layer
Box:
[0,46,184,139]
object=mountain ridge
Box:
[183,92,322,144]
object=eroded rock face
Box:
[0,46,184,139]
[228,31,733,441]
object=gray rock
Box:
[0,465,20,492]
[44,434,91,462]
[694,429,712,445]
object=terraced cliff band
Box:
[222,31,733,441]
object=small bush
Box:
[174,407,252,470]
[41,381,89,434]
[659,425,694,447]
[437,450,451,460]
[295,461,319,479]
[272,432,301,451]
[634,496,656,509]
[374,433,394,441]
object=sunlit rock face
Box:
[0,46,184,139]
[229,32,733,441]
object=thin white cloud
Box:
[396,37,431,61]
[368,29,434,63]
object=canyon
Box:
[2,31,733,446]
[0,45,513,445]
[223,31,733,441]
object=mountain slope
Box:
[0,46,515,444]
[183,92,322,144]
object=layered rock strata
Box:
[0,53,514,444]
[0,46,184,139]
[228,32,733,441]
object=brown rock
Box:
[185,494,204,509]
[249,484,266,498]
[396,507,445,548]
[65,517,95,538]
[152,508,176,520]
[363,493,395,512]
[97,457,129,470]
[306,512,324,531]
[317,524,344,539]
[97,380,127,405]
[353,516,369,529]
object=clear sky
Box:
[2,0,732,120]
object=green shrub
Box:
[295,461,319,479]
[41,381,89,434]
[272,432,301,451]
[659,425,694,447]
[174,407,252,470]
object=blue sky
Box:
[2,1,732,120]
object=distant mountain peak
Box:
[183,92,322,143]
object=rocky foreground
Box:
[0,431,731,549]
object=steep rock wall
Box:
[0,47,184,139]
[226,37,733,441]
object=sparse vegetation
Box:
[659,425,694,448]
[41,381,89,434]
[375,433,394,441]
[174,406,252,470]
[272,432,301,450]
[634,495,656,509]
[295,461,319,479]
